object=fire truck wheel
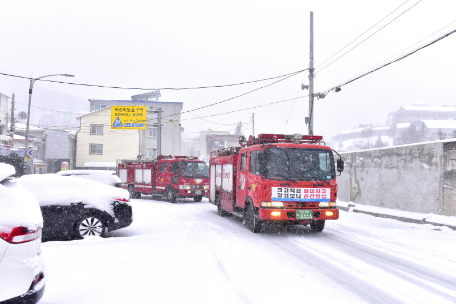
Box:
[245,203,261,233]
[166,188,177,203]
[128,185,136,199]
[310,220,325,232]
[216,198,229,217]
[193,196,203,202]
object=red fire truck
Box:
[209,133,344,233]
[117,155,210,203]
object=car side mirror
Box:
[337,159,344,173]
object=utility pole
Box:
[10,94,15,139]
[252,113,255,137]
[157,106,162,156]
[308,11,315,135]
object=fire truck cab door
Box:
[236,151,248,208]
[156,161,170,192]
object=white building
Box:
[76,99,183,168]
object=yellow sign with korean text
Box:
[111,106,147,129]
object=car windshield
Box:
[261,147,335,181]
[180,161,209,178]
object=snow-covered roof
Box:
[0,165,43,231]
[400,106,456,112]
[339,123,410,135]
[0,163,15,182]
[56,170,120,186]
[420,120,456,129]
[13,122,47,132]
[84,162,117,168]
[16,174,129,216]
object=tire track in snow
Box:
[269,230,456,304]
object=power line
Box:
[161,70,304,121]
[315,0,422,75]
[181,95,308,121]
[321,27,456,94]
[315,0,412,70]
[4,69,305,126]
[14,100,86,116]
[354,18,456,81]
[0,69,307,91]
[182,107,238,126]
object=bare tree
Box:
[235,121,243,136]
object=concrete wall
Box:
[337,140,456,216]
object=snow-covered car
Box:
[56,169,121,187]
[0,163,46,303]
[16,174,133,241]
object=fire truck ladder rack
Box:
[211,146,241,158]
[240,134,325,147]
[117,158,158,164]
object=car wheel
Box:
[166,188,177,203]
[193,195,203,202]
[75,216,106,238]
[245,203,261,233]
[310,220,325,232]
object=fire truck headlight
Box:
[203,185,209,190]
[325,211,334,216]
[319,202,336,208]
[261,202,284,208]
[271,211,281,216]
[179,185,191,190]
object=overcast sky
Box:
[1,0,455,140]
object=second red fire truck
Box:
[209,133,344,233]
[117,155,209,203]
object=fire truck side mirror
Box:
[337,159,344,173]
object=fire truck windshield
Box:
[180,161,209,178]
[261,147,335,181]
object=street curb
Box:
[337,206,456,231]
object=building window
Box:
[148,128,158,138]
[94,104,107,111]
[90,124,103,135]
[89,144,103,155]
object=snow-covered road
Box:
[39,197,456,304]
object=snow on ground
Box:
[337,200,456,227]
[39,197,456,304]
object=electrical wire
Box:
[321,27,456,94]
[181,95,308,121]
[352,18,456,81]
[161,70,304,121]
[315,0,412,70]
[283,73,307,132]
[14,100,86,116]
[0,69,307,91]
[182,107,239,126]
[3,69,305,126]
[315,0,422,75]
